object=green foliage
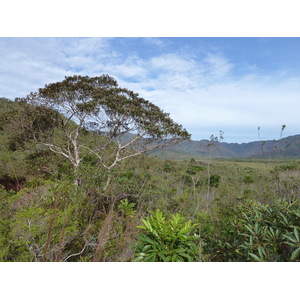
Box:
[275,163,299,171]
[133,209,199,262]
[0,180,86,261]
[204,199,300,262]
[117,199,136,218]
[9,203,79,261]
[208,174,221,187]
[4,102,61,150]
[243,174,254,184]
[186,164,205,175]
[1,97,300,262]
[162,162,176,173]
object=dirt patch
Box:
[0,175,26,192]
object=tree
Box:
[15,75,190,186]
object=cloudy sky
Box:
[1,37,299,143]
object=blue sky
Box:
[0,37,299,143]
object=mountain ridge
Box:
[149,134,300,159]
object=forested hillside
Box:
[1,77,300,262]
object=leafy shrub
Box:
[208,174,221,187]
[186,164,205,175]
[117,199,136,219]
[204,199,300,262]
[243,175,254,184]
[133,209,199,262]
[275,163,299,172]
[162,162,176,173]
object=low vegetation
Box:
[1,79,300,262]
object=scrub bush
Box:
[204,199,300,261]
[133,209,200,262]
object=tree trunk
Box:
[103,174,112,191]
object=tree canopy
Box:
[15,75,190,175]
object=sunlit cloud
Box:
[0,37,299,143]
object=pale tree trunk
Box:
[103,174,112,191]
[73,164,80,186]
[45,125,82,186]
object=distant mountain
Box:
[149,134,300,159]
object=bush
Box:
[186,164,205,175]
[203,199,300,262]
[133,209,200,262]
[208,174,221,187]
[243,175,254,184]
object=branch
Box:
[80,145,109,170]
[63,244,87,262]
[108,150,143,169]
[44,143,75,166]
[118,134,141,151]
[106,136,182,170]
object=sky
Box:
[1,37,299,143]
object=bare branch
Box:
[44,143,72,161]
[64,244,87,262]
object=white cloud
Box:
[61,38,111,56]
[142,37,170,47]
[204,53,233,78]
[0,37,299,143]
[150,54,197,73]
[131,72,300,142]
[109,64,146,79]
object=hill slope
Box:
[149,135,300,159]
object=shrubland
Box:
[1,85,300,262]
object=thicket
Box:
[1,96,300,262]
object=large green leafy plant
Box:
[206,199,300,262]
[133,209,199,262]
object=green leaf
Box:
[278,212,288,224]
[142,219,153,232]
[258,247,263,259]
[178,252,194,262]
[134,253,145,262]
[254,222,259,233]
[249,253,261,262]
[294,211,300,218]
[142,245,152,253]
[294,227,299,242]
[291,248,300,260]
[145,253,157,262]
[158,251,167,261]
[283,234,297,243]
[138,234,159,246]
[244,224,254,234]
[249,236,253,244]
[171,253,184,262]
[284,241,296,247]
[136,225,146,229]
[134,256,144,262]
